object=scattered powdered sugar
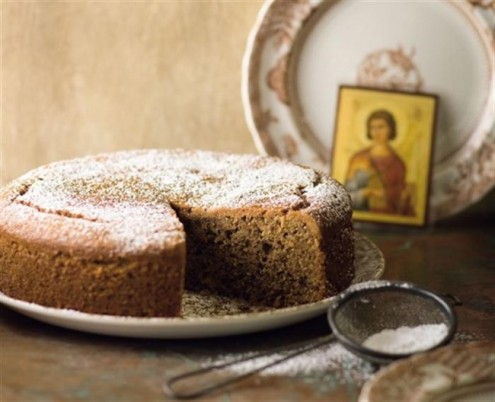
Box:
[203,339,375,388]
[362,323,449,354]
[453,331,486,344]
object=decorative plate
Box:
[359,341,495,402]
[0,233,384,339]
[242,0,495,222]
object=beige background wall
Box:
[1,1,263,185]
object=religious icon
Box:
[331,86,438,226]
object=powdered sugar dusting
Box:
[2,149,352,255]
[14,149,350,211]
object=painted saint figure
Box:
[345,109,415,216]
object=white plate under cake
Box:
[0,232,384,338]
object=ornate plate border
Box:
[242,0,495,222]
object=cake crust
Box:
[0,149,354,316]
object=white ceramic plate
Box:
[359,341,495,402]
[242,0,495,222]
[0,233,384,338]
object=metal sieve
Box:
[327,280,458,365]
[163,280,458,399]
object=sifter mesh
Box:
[327,281,457,364]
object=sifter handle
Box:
[163,333,335,400]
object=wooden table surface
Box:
[2,221,494,402]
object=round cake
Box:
[0,149,354,317]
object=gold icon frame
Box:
[331,86,438,226]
